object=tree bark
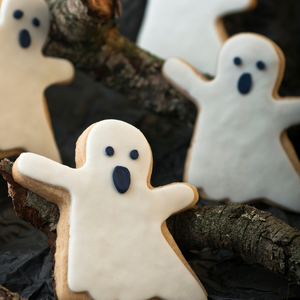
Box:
[2,159,300,289]
[0,285,27,300]
[44,0,197,123]
[167,205,300,286]
[0,159,58,263]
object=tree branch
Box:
[44,0,197,122]
[0,285,27,300]
[167,205,300,285]
[0,159,58,262]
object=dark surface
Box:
[117,0,147,42]
[2,0,300,299]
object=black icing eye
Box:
[130,150,139,160]
[13,10,23,19]
[256,61,265,70]
[234,57,242,66]
[32,18,40,27]
[105,146,114,156]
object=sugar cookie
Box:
[163,33,300,212]
[138,0,256,75]
[0,0,74,162]
[13,120,207,300]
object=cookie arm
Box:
[163,58,208,106]
[276,99,300,128]
[152,183,198,220]
[14,152,73,190]
[44,57,75,87]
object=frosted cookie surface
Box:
[163,33,300,212]
[13,120,207,300]
[138,0,256,75]
[0,0,74,162]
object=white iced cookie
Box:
[0,0,74,162]
[137,0,256,76]
[13,120,207,300]
[163,33,300,212]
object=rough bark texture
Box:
[167,205,300,286]
[44,0,197,123]
[0,159,58,263]
[2,159,300,288]
[0,159,58,299]
[0,285,26,300]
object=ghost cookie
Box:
[13,120,207,300]
[163,33,300,213]
[137,0,256,75]
[0,0,74,162]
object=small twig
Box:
[0,285,27,300]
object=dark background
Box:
[2,0,300,299]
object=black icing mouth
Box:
[237,73,252,95]
[19,29,31,48]
[113,166,131,194]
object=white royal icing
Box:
[0,0,74,162]
[17,120,206,300]
[163,33,300,212]
[137,0,255,75]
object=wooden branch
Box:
[0,159,58,300]
[44,0,197,123]
[81,0,121,20]
[167,205,300,285]
[0,285,27,300]
[0,159,58,262]
[2,159,300,289]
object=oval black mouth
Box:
[113,166,131,194]
[19,29,31,48]
[237,73,252,95]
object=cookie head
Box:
[0,0,50,50]
[82,120,152,195]
[216,34,283,96]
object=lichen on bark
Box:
[25,191,59,231]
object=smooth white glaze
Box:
[163,33,300,212]
[0,0,74,162]
[138,0,254,75]
[17,120,206,300]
